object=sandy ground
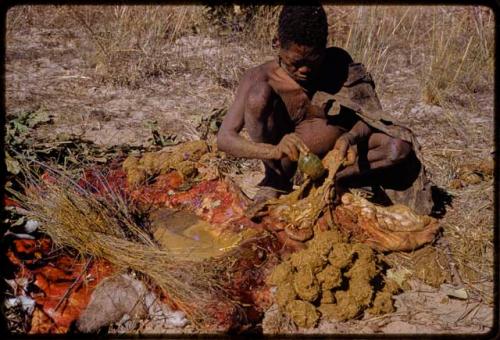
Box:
[5,9,495,336]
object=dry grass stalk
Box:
[65,5,206,87]
[12,163,236,327]
[7,5,493,108]
[242,5,281,49]
[419,7,494,107]
[323,5,493,107]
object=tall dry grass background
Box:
[326,6,494,106]
[6,5,493,103]
[6,4,495,304]
[9,5,494,105]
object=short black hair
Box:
[278,5,328,49]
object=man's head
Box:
[277,5,328,86]
[278,5,328,50]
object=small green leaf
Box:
[12,120,28,134]
[27,109,52,128]
[11,216,26,227]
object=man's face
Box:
[278,42,325,87]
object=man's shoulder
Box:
[243,60,277,83]
[233,61,277,100]
[324,46,354,65]
[317,47,354,93]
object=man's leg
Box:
[336,132,418,186]
[336,132,425,210]
[294,117,346,157]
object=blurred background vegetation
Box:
[6,4,494,110]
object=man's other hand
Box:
[333,132,357,166]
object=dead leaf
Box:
[440,284,468,300]
[5,151,21,175]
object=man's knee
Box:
[295,118,345,156]
[245,82,273,120]
[387,138,412,163]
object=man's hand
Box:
[272,133,309,161]
[329,120,372,169]
[333,132,357,166]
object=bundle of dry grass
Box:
[11,163,237,329]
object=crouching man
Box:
[217,5,433,215]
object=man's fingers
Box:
[276,140,298,160]
[282,144,293,160]
[277,133,310,161]
[345,146,357,165]
[334,140,348,158]
[288,134,309,154]
[297,140,309,155]
[282,143,298,161]
[290,145,299,161]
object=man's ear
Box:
[272,35,280,50]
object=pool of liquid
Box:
[149,208,255,261]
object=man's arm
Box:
[217,70,278,160]
[217,68,308,161]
